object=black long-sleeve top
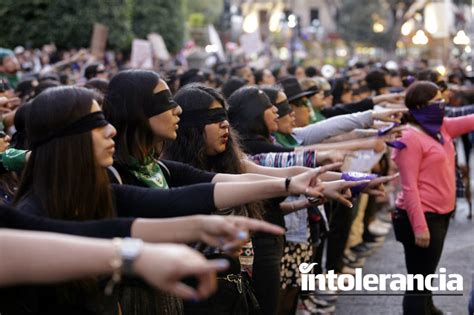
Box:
[321,97,375,118]
[3,181,217,315]
[0,205,133,237]
[239,135,288,232]
[241,135,293,156]
[16,183,217,219]
[110,159,216,188]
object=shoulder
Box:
[15,193,45,217]
[158,159,183,173]
[109,161,144,186]
[399,127,423,145]
[391,127,424,161]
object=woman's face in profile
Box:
[148,79,183,141]
[263,105,279,133]
[203,100,230,156]
[275,91,295,135]
[90,100,117,168]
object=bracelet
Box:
[307,196,321,205]
[285,177,292,193]
[104,238,123,296]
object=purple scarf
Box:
[377,123,407,149]
[410,101,445,144]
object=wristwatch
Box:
[120,237,144,275]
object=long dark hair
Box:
[228,86,271,140]
[14,86,114,220]
[165,83,243,172]
[104,69,159,166]
[331,77,350,105]
[260,85,280,104]
[164,84,262,219]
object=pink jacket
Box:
[392,115,474,234]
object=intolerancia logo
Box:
[299,263,463,293]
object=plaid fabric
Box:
[455,164,466,198]
[445,104,474,117]
[249,150,317,168]
[446,105,474,198]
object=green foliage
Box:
[337,0,392,48]
[132,0,185,53]
[338,0,472,52]
[188,13,206,28]
[0,0,185,53]
[183,0,223,25]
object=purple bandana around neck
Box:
[410,101,445,144]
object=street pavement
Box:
[335,201,474,315]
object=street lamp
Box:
[435,65,446,77]
[412,30,429,45]
[373,22,385,33]
[269,9,284,33]
[243,11,259,33]
[401,20,414,36]
[424,4,439,35]
[453,30,470,46]
[287,14,298,65]
[288,14,297,29]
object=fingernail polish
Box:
[237,230,248,240]
[215,259,230,269]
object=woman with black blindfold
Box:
[164,83,263,315]
[103,70,336,314]
[226,86,400,314]
[5,84,324,314]
[261,85,406,155]
[165,84,341,315]
[105,74,370,315]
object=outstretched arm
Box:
[0,229,228,300]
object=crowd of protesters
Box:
[0,43,474,315]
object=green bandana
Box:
[0,72,21,89]
[273,131,299,148]
[129,155,169,189]
[311,107,326,123]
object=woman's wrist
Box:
[190,215,205,242]
[105,237,144,295]
[372,95,385,104]
[162,216,204,243]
